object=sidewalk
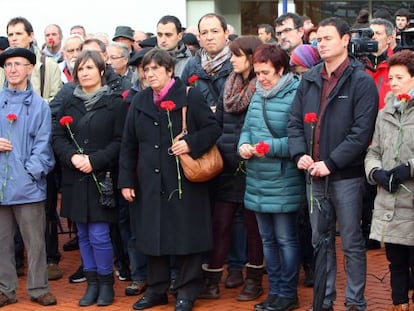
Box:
[3,228,394,311]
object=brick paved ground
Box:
[2,222,396,311]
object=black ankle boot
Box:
[96,273,114,306]
[79,271,98,306]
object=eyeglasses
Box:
[275,26,300,37]
[108,55,126,61]
[3,62,31,70]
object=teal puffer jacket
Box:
[238,77,306,213]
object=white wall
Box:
[0,0,187,46]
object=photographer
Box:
[365,18,395,110]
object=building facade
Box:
[186,0,413,35]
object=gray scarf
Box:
[255,72,295,99]
[73,85,109,111]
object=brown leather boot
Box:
[391,303,409,311]
[198,264,223,299]
[236,264,264,301]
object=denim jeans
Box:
[77,222,113,275]
[226,206,247,271]
[255,211,300,298]
[308,177,367,310]
[128,236,147,281]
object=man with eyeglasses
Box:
[275,12,305,55]
[106,41,133,81]
[59,34,84,84]
[0,47,57,307]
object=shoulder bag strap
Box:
[180,86,192,134]
[40,55,46,98]
[73,109,99,133]
[262,100,280,138]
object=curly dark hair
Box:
[388,49,414,76]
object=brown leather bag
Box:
[178,106,223,182]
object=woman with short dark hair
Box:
[238,44,306,311]
[53,50,127,307]
[365,49,414,311]
[119,48,221,311]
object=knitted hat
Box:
[290,44,320,69]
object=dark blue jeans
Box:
[255,211,300,299]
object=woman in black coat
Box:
[52,50,127,307]
[118,49,221,311]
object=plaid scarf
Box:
[223,71,256,113]
[201,46,231,76]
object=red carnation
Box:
[6,114,17,122]
[59,116,74,127]
[160,101,176,111]
[397,93,411,103]
[188,75,199,85]
[304,112,318,124]
[255,141,270,156]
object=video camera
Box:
[398,30,414,51]
[348,28,378,56]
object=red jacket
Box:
[365,47,394,110]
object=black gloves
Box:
[372,169,398,193]
[389,162,411,184]
[373,163,411,193]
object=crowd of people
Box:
[0,5,412,311]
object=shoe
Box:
[347,306,362,311]
[266,296,299,311]
[307,306,334,311]
[366,239,381,250]
[225,269,243,288]
[132,295,168,310]
[30,292,57,306]
[236,278,263,301]
[16,266,24,277]
[0,292,17,307]
[63,236,79,251]
[255,294,278,311]
[125,281,147,296]
[116,267,131,281]
[47,263,63,281]
[69,265,86,283]
[175,299,193,311]
[391,303,409,311]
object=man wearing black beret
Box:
[0,47,57,307]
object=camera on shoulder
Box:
[348,28,378,56]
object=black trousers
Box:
[146,253,203,301]
[385,242,414,304]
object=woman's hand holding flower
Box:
[239,143,255,159]
[71,154,93,173]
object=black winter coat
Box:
[214,98,246,203]
[52,92,128,223]
[287,57,378,180]
[181,54,233,107]
[118,78,221,256]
